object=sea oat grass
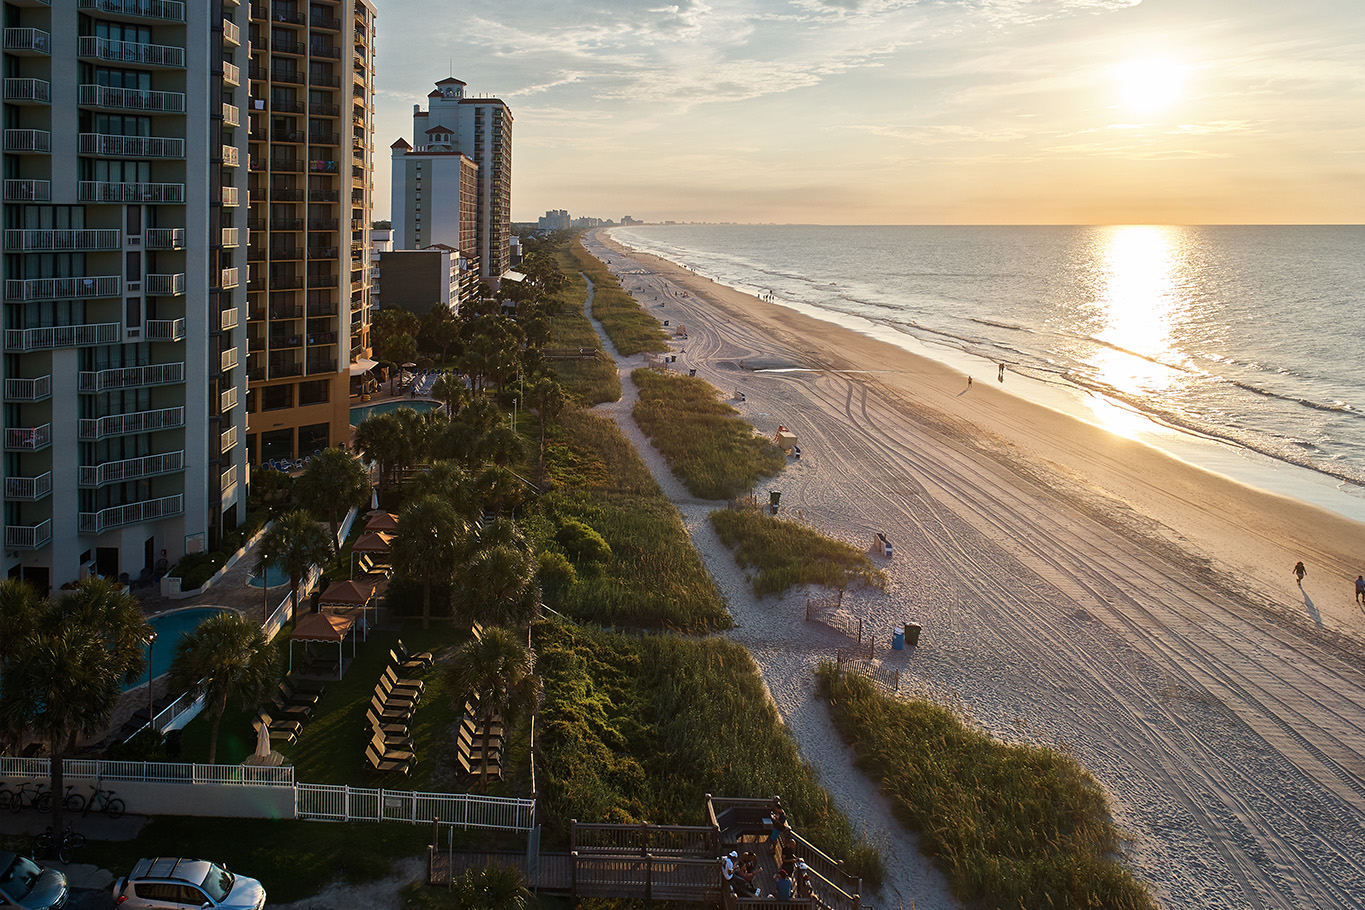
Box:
[710,508,885,597]
[545,244,621,405]
[571,236,671,355]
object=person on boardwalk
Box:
[721,850,738,894]
[768,798,788,857]
[1355,575,1365,604]
[1294,561,1307,583]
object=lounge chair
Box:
[364,742,410,776]
[396,639,434,668]
[369,731,415,764]
[369,694,411,722]
[383,663,424,695]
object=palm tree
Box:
[354,412,407,503]
[431,373,470,417]
[392,495,466,630]
[0,578,149,833]
[167,612,280,764]
[476,425,526,467]
[0,577,41,667]
[406,460,478,518]
[527,376,566,489]
[458,543,539,629]
[449,864,530,910]
[256,509,333,622]
[297,447,370,566]
[441,626,536,782]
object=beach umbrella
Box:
[351,531,393,553]
[365,512,398,532]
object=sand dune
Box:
[582,229,1365,910]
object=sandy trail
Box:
[582,230,1365,910]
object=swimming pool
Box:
[247,563,288,588]
[350,399,442,424]
[125,606,234,691]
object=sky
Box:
[371,0,1365,225]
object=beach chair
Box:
[369,731,415,764]
[396,638,434,669]
[366,709,410,740]
[369,694,411,723]
[382,664,423,696]
[376,676,419,711]
[278,679,320,708]
[364,742,411,776]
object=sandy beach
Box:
[582,228,1365,910]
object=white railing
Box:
[3,179,51,201]
[78,35,185,69]
[220,307,240,331]
[220,425,239,453]
[222,60,240,86]
[78,83,186,113]
[80,450,184,488]
[219,385,238,412]
[145,273,186,296]
[144,317,186,341]
[221,186,239,206]
[6,425,51,450]
[221,227,240,247]
[79,493,184,534]
[4,28,51,54]
[5,472,52,501]
[221,267,239,289]
[5,275,121,301]
[4,128,50,152]
[4,77,50,103]
[79,362,184,392]
[78,405,185,440]
[6,322,121,350]
[221,347,239,371]
[4,521,51,550]
[77,0,187,23]
[222,102,240,127]
[5,228,121,251]
[144,227,185,249]
[4,375,51,400]
[222,18,240,45]
[78,181,185,203]
[79,132,184,158]
[221,465,238,493]
[221,143,239,166]
[61,759,294,787]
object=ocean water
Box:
[608,224,1365,517]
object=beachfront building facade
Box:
[390,77,512,288]
[1,0,250,590]
[376,246,462,316]
[243,0,376,467]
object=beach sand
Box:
[583,228,1365,910]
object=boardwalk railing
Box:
[573,853,722,902]
[572,821,718,856]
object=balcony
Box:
[5,424,51,451]
[221,347,239,372]
[4,376,52,401]
[79,132,185,159]
[78,181,185,203]
[4,28,51,55]
[221,426,239,453]
[308,130,339,146]
[270,157,303,172]
[309,102,339,118]
[5,277,121,302]
[4,78,50,103]
[222,102,240,127]
[270,360,303,378]
[144,227,185,249]
[274,40,307,56]
[5,229,121,251]
[222,60,240,87]
[270,69,305,85]
[270,275,304,290]
[310,43,340,59]
[80,84,186,113]
[4,129,50,153]
[145,274,186,296]
[220,267,240,289]
[221,144,239,166]
[311,73,340,88]
[271,187,304,202]
[220,307,240,331]
[5,473,52,501]
[78,35,185,68]
[269,246,303,260]
[222,18,241,46]
[78,405,185,441]
[308,246,338,260]
[79,362,184,392]
[80,494,183,535]
[221,465,238,494]
[144,317,186,341]
[4,179,50,202]
[221,227,240,247]
[308,189,339,202]
[80,450,184,488]
[77,0,187,23]
[220,385,239,413]
[269,333,302,348]
[306,357,336,375]
[222,186,240,206]
[5,521,52,550]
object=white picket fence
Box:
[0,758,534,831]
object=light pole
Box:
[145,630,158,733]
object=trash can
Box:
[689,369,696,377]
[904,623,921,648]
[892,626,905,650]
[663,320,670,326]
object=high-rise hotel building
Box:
[391,77,511,292]
[244,0,374,467]
[2,0,250,589]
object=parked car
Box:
[112,858,264,910]
[0,851,68,910]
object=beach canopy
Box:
[364,512,398,532]
[289,612,357,679]
[348,358,378,376]
[319,579,374,605]
[351,531,393,553]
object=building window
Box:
[298,379,328,405]
[262,384,293,410]
[298,422,328,454]
[260,428,293,463]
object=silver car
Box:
[112,858,265,910]
[0,852,68,910]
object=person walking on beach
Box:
[1294,561,1307,583]
[967,375,973,389]
[1355,575,1365,604]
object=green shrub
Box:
[710,508,884,597]
[384,573,453,620]
[555,518,612,567]
[537,550,577,598]
[169,551,225,589]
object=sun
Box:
[1113,58,1186,114]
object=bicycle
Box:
[8,780,51,813]
[82,784,124,819]
[31,823,85,864]
[0,783,12,812]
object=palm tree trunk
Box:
[422,579,431,631]
[479,711,492,790]
[208,702,225,764]
[48,735,70,834]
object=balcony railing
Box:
[79,450,183,488]
[80,132,184,158]
[144,227,185,249]
[5,424,51,451]
[4,28,52,54]
[5,472,52,501]
[222,186,240,206]
[78,406,184,441]
[5,277,121,302]
[79,362,184,392]
[222,60,240,86]
[221,144,239,166]
[4,129,50,153]
[145,274,186,296]
[5,229,121,251]
[222,102,240,127]
[222,18,241,46]
[4,376,52,401]
[77,0,187,23]
[220,307,240,331]
[221,347,239,371]
[80,494,183,535]
[4,77,50,103]
[4,179,51,201]
[7,322,122,351]
[79,83,186,113]
[144,317,186,341]
[221,426,239,454]
[221,267,240,289]
[221,465,238,494]
[220,385,239,413]
[221,227,240,247]
[5,521,52,550]
[78,35,185,68]
[78,181,185,203]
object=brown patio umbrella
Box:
[351,531,393,553]
[364,512,398,532]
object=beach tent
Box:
[349,531,394,579]
[364,512,398,532]
[319,579,376,640]
[289,612,356,680]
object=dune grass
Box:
[544,244,622,406]
[632,368,786,500]
[710,509,885,598]
[814,664,1155,910]
[571,236,671,356]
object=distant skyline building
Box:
[391,77,512,286]
[539,209,570,231]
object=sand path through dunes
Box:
[582,230,1365,910]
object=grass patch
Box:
[535,616,884,890]
[571,236,670,356]
[544,246,621,406]
[710,509,885,598]
[814,664,1154,910]
[632,368,786,500]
